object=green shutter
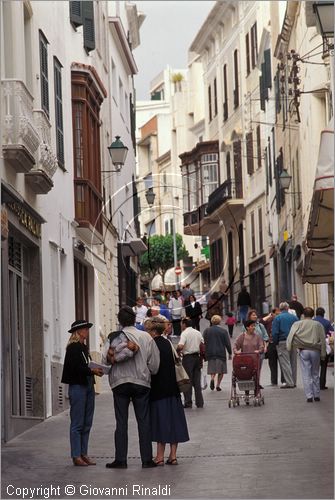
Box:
[54,58,64,168]
[70,1,82,27]
[83,1,95,52]
[39,31,49,116]
[264,49,272,89]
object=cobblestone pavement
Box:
[2,323,334,499]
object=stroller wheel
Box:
[228,400,232,408]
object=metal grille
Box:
[8,237,22,271]
[25,376,33,415]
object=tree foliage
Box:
[139,233,188,283]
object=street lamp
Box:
[102,136,129,173]
[313,1,334,52]
[145,187,156,207]
[279,169,292,190]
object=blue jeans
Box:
[239,305,249,323]
[299,349,321,399]
[69,379,95,458]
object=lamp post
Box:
[102,136,129,172]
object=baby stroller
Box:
[228,352,264,407]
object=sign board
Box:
[175,266,182,275]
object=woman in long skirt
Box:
[147,317,189,465]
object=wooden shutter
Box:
[83,1,95,52]
[208,85,212,121]
[245,33,250,75]
[256,125,261,169]
[233,140,243,198]
[223,64,228,120]
[39,31,49,116]
[70,1,83,27]
[264,49,272,89]
[214,78,218,116]
[251,23,258,68]
[233,49,239,108]
[246,132,254,175]
[54,58,64,168]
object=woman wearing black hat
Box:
[61,320,103,466]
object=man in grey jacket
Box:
[287,307,326,403]
[102,306,160,469]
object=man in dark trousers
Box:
[177,318,204,409]
[237,286,251,323]
[102,306,160,469]
[314,307,332,390]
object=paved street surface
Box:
[2,323,334,499]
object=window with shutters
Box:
[233,49,239,108]
[69,1,83,27]
[251,211,256,256]
[39,31,49,116]
[256,125,261,169]
[268,137,272,187]
[226,151,231,179]
[245,33,250,76]
[246,132,254,175]
[83,1,95,53]
[213,78,218,116]
[258,207,263,252]
[251,22,258,68]
[208,85,212,121]
[233,140,243,198]
[223,64,228,121]
[72,71,103,235]
[54,58,64,169]
[210,238,223,280]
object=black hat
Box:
[68,320,93,333]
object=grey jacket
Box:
[102,326,160,389]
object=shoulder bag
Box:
[170,343,192,393]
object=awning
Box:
[302,247,334,284]
[306,128,334,249]
[120,238,147,257]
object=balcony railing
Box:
[2,79,40,172]
[206,179,243,215]
[183,203,208,227]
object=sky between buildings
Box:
[133,0,216,100]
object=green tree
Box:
[139,233,188,286]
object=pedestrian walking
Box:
[206,292,223,321]
[147,317,189,466]
[185,294,202,331]
[203,315,232,391]
[182,284,194,305]
[288,294,305,319]
[246,309,269,388]
[237,286,251,323]
[169,291,183,336]
[272,302,299,388]
[177,318,204,409]
[233,320,265,355]
[61,320,103,467]
[133,297,148,329]
[287,307,326,402]
[225,312,237,338]
[219,278,229,313]
[262,308,285,386]
[102,306,160,469]
[314,307,332,390]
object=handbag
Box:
[171,344,192,393]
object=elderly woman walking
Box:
[147,317,189,465]
[203,315,232,391]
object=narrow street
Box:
[2,325,333,499]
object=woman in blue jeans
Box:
[61,320,103,466]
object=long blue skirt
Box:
[150,395,190,444]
